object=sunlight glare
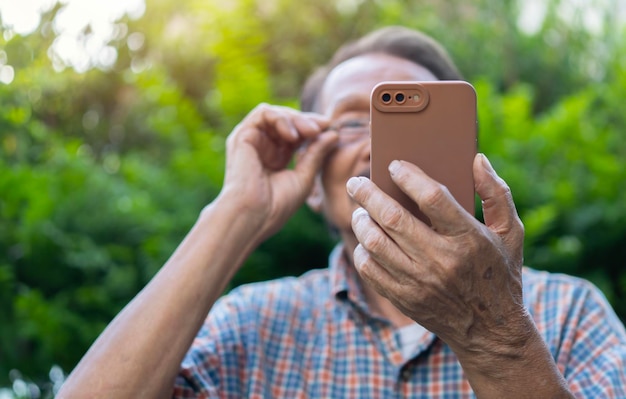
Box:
[51,0,146,72]
[0,0,57,35]
[0,0,145,73]
[0,65,14,84]
[517,0,547,35]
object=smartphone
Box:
[370,81,477,225]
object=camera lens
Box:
[381,92,392,104]
[395,92,405,103]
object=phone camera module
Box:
[395,92,405,103]
[381,92,392,104]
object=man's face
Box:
[307,53,438,244]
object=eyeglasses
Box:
[326,119,370,144]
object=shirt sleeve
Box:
[170,276,302,399]
[171,291,248,399]
[524,269,626,398]
[557,279,626,397]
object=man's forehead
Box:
[318,53,438,116]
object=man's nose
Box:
[359,139,371,177]
[362,138,371,162]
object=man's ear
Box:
[306,175,324,213]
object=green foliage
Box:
[0,23,222,384]
[0,0,624,391]
[476,70,626,313]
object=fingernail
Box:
[480,153,494,172]
[321,128,339,141]
[352,207,368,219]
[346,177,362,195]
[290,125,299,138]
[304,117,320,131]
[318,117,332,131]
[389,160,401,175]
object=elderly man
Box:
[58,26,626,398]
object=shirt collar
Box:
[328,243,376,315]
[328,243,438,355]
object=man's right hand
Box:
[57,104,337,399]
[218,104,338,243]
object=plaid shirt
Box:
[173,245,626,398]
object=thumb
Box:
[474,154,524,241]
[293,131,338,187]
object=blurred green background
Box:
[1,0,625,395]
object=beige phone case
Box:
[370,81,477,225]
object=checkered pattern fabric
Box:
[173,245,626,398]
